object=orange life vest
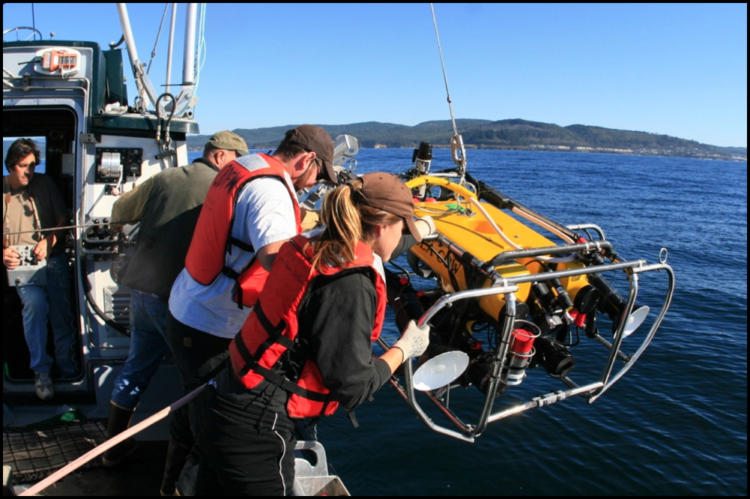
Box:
[228,233,387,418]
[184,154,301,307]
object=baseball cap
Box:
[357,172,422,242]
[207,130,249,156]
[282,125,335,183]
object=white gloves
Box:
[393,320,430,360]
[416,216,437,240]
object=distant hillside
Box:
[187,119,746,162]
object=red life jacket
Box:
[184,154,301,308]
[228,233,387,418]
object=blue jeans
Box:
[15,251,77,376]
[111,289,170,410]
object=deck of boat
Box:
[4,421,167,496]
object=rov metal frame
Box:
[380,250,675,443]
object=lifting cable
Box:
[429,3,467,178]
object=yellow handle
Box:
[405,175,477,200]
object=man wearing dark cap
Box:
[164,125,335,492]
[101,131,247,493]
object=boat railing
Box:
[379,253,675,443]
[2,26,43,42]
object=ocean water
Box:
[190,148,747,495]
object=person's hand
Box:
[32,237,50,262]
[416,216,437,240]
[3,246,21,269]
[393,320,430,360]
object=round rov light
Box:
[622,305,650,337]
[413,350,470,391]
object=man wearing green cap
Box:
[101,131,247,493]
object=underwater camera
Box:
[530,335,575,378]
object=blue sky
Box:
[3,3,747,148]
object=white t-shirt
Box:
[168,154,298,338]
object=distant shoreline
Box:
[186,119,747,162]
[188,143,747,162]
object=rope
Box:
[193,3,207,97]
[19,383,207,496]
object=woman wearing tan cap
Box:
[188,172,434,495]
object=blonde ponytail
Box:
[311,178,401,271]
[311,181,362,270]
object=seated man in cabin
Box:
[2,138,77,400]
[102,131,248,495]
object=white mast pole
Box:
[166,3,177,91]
[182,3,197,86]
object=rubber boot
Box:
[159,437,192,496]
[102,401,138,467]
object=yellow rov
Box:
[378,166,675,443]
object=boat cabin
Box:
[3,38,196,425]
